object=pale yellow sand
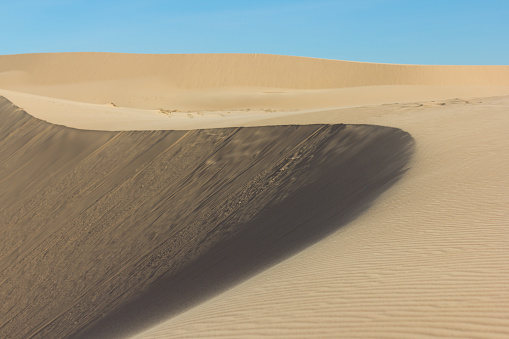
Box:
[1,53,508,338]
[1,53,509,131]
[133,95,509,338]
[2,85,509,131]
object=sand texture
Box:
[136,96,509,339]
[0,97,413,338]
[1,53,509,131]
[1,52,508,338]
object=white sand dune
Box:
[1,53,508,338]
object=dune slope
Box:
[0,97,413,338]
[136,96,509,338]
[1,53,509,91]
[1,53,509,130]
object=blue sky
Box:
[1,0,508,64]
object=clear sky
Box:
[1,0,508,65]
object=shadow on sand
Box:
[0,97,413,338]
[77,126,414,338]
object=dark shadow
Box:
[76,125,415,339]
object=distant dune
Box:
[0,53,508,338]
[135,95,509,338]
[1,53,509,91]
[1,53,509,131]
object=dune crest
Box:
[0,97,413,338]
[1,53,509,91]
[2,52,508,338]
[135,95,509,338]
[1,53,509,131]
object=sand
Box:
[0,97,412,338]
[137,95,509,338]
[0,53,508,338]
[1,53,509,131]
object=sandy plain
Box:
[0,53,508,338]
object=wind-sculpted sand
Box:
[1,53,508,338]
[1,53,509,131]
[0,97,413,338]
[136,96,509,338]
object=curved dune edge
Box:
[135,95,509,338]
[2,52,509,338]
[0,97,414,338]
[1,53,509,131]
[2,86,509,131]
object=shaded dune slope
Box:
[0,97,414,338]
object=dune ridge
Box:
[1,52,508,338]
[0,97,413,338]
[135,95,509,338]
[2,53,509,90]
[1,53,509,126]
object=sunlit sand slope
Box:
[1,53,509,123]
[0,97,413,338]
[1,53,508,91]
[135,96,509,338]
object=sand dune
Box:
[1,53,508,338]
[135,95,509,338]
[3,85,509,131]
[1,53,509,131]
[1,53,508,92]
[0,97,413,338]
